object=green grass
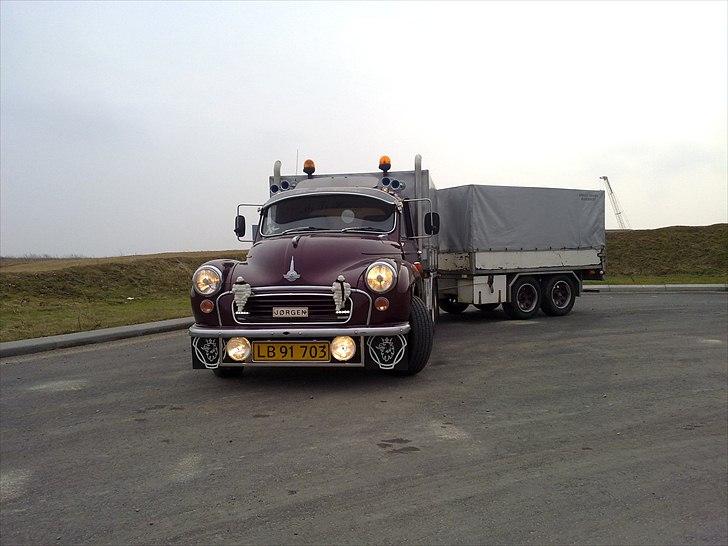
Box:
[0,296,191,343]
[0,251,244,342]
[1,224,726,342]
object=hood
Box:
[232,234,402,288]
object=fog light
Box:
[200,299,214,313]
[374,297,389,311]
[226,337,251,361]
[330,336,356,362]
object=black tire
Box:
[394,296,434,375]
[502,276,541,320]
[540,275,576,316]
[439,297,469,314]
[212,367,244,378]
[475,303,500,312]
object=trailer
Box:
[435,184,605,319]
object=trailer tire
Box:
[502,276,541,320]
[475,303,500,312]
[540,275,576,316]
[395,296,434,375]
[439,298,468,314]
[212,367,244,378]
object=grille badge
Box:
[272,307,308,318]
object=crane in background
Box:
[599,176,631,230]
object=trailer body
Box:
[436,184,605,310]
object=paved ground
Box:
[1,293,726,545]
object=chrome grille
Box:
[234,293,351,324]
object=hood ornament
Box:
[284,257,300,282]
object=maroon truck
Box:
[189,155,441,377]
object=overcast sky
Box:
[1,0,726,257]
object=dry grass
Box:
[0,250,243,273]
[603,224,727,278]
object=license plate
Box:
[272,307,308,318]
[252,342,330,362]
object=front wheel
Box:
[502,276,541,320]
[395,296,434,375]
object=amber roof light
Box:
[303,159,315,177]
[379,155,391,173]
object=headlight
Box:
[330,336,356,362]
[366,261,397,293]
[226,337,251,361]
[193,265,222,296]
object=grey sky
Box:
[1,0,726,257]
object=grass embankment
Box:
[0,251,243,342]
[589,224,728,285]
[1,224,726,342]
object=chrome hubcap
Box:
[516,284,538,312]
[551,280,572,309]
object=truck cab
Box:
[189,155,439,377]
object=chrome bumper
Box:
[188,323,411,338]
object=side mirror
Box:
[234,215,246,238]
[424,212,440,235]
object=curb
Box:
[583,284,727,293]
[0,317,193,358]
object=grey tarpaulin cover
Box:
[437,185,605,252]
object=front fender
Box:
[361,262,416,325]
[190,259,243,325]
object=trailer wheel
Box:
[439,297,469,314]
[394,296,434,375]
[475,303,500,312]
[540,275,576,316]
[502,276,541,319]
[212,367,244,378]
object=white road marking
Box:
[27,380,88,392]
[0,469,31,502]
[699,338,724,345]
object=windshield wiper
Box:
[277,226,329,235]
[340,226,387,233]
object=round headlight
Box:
[193,266,222,296]
[366,262,397,293]
[331,336,356,362]
[226,337,251,361]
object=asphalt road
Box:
[1,293,726,545]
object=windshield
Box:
[260,194,396,236]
